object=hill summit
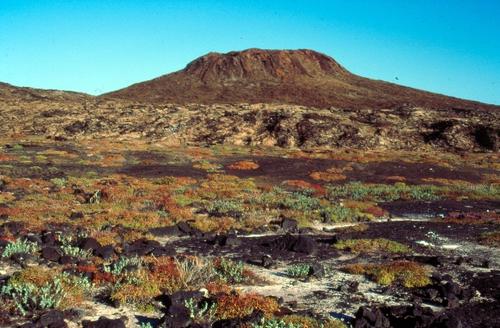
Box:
[104,48,496,111]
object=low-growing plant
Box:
[215,258,245,284]
[344,261,431,288]
[252,318,301,328]
[207,199,244,218]
[2,239,39,258]
[327,182,440,202]
[286,264,311,279]
[50,177,67,188]
[193,160,223,173]
[282,315,347,328]
[334,238,410,254]
[185,297,218,323]
[227,160,260,170]
[104,256,142,275]
[139,323,154,328]
[320,205,359,222]
[216,292,279,319]
[1,276,65,315]
[280,191,320,211]
[110,269,161,307]
[174,256,216,290]
[60,244,92,258]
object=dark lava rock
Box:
[353,304,436,328]
[261,255,274,268]
[81,317,126,328]
[94,245,115,259]
[246,254,274,268]
[79,237,102,251]
[38,309,67,327]
[11,252,35,265]
[159,290,205,309]
[26,234,42,244]
[339,281,359,293]
[212,310,264,328]
[413,279,474,307]
[438,300,500,328]
[42,232,58,245]
[265,234,317,254]
[405,255,446,267]
[209,234,241,247]
[176,222,202,236]
[280,218,298,232]
[69,211,84,220]
[59,255,77,265]
[41,246,63,262]
[468,270,500,300]
[151,246,176,257]
[122,238,161,256]
[158,291,212,328]
[309,262,325,278]
[150,225,182,237]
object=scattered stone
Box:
[69,211,84,220]
[265,234,317,254]
[59,255,77,265]
[94,245,115,259]
[81,317,126,328]
[42,246,63,262]
[150,225,182,237]
[79,237,102,251]
[309,262,325,278]
[38,309,67,327]
[122,238,161,256]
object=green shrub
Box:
[320,205,359,222]
[252,318,302,328]
[2,239,39,258]
[286,264,311,279]
[104,257,142,275]
[335,238,410,254]
[215,258,244,284]
[50,177,67,188]
[185,297,217,323]
[1,276,65,315]
[278,189,320,211]
[207,199,244,217]
[327,182,440,202]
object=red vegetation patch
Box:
[309,171,346,182]
[283,180,326,196]
[0,154,14,161]
[156,195,192,220]
[215,292,279,319]
[227,160,260,170]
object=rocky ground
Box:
[0,138,498,327]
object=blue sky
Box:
[1,0,499,104]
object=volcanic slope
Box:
[104,48,498,111]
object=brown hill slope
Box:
[0,82,91,103]
[103,49,498,111]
